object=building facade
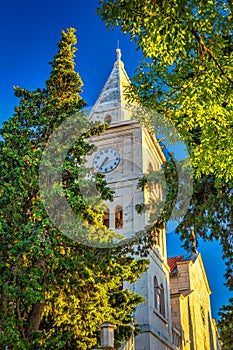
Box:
[168,254,221,350]
[88,49,221,350]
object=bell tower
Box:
[88,50,175,350]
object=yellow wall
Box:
[170,255,221,350]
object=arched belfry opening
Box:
[115,205,123,229]
[103,208,110,228]
[154,276,160,310]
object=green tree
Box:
[0,28,147,349]
[97,0,233,341]
[218,298,233,349]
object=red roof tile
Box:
[167,255,184,273]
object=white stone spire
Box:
[89,48,132,124]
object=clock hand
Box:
[100,157,109,169]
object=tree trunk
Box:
[25,302,45,337]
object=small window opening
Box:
[115,205,123,228]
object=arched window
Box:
[103,208,109,228]
[160,284,166,317]
[115,205,123,228]
[104,114,112,124]
[154,276,160,310]
[201,305,206,327]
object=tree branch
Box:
[127,4,233,85]
[191,29,233,84]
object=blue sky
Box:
[0,0,141,123]
[0,0,231,320]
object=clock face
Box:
[94,148,120,173]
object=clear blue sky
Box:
[0,0,231,320]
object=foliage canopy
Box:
[97,1,233,346]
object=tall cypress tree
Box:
[0,28,147,350]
